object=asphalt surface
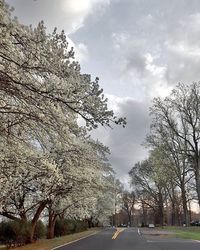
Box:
[53,227,200,250]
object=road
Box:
[53,227,200,250]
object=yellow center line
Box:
[112,228,125,240]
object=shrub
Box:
[0,220,30,247]
[54,219,87,237]
[73,220,87,233]
[0,220,46,247]
[34,220,46,240]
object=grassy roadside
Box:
[161,226,200,241]
[1,228,101,250]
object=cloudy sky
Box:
[6,0,200,186]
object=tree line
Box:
[129,82,200,227]
[0,0,126,245]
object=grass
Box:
[161,226,200,241]
[0,228,101,250]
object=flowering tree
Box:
[0,0,126,139]
[0,138,68,241]
[0,0,126,243]
[45,138,114,238]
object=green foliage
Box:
[54,219,87,237]
[75,220,88,232]
[0,220,30,247]
[0,220,46,247]
[34,220,47,240]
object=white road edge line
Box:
[51,232,98,250]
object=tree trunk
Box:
[195,169,200,208]
[87,217,93,228]
[128,212,132,227]
[188,201,192,222]
[141,201,147,226]
[158,190,164,226]
[176,207,181,226]
[47,218,56,239]
[167,184,176,226]
[28,201,48,243]
[47,210,57,239]
[171,202,176,226]
[180,183,189,226]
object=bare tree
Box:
[122,191,136,226]
[150,83,200,208]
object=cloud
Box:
[67,38,89,63]
[111,34,171,99]
[71,0,200,98]
[91,95,150,182]
[7,0,111,34]
[76,43,89,62]
[108,6,200,97]
[61,0,111,32]
[7,0,93,62]
[7,0,200,185]
[72,1,200,185]
[164,40,200,84]
[112,32,130,50]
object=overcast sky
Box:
[6,0,200,187]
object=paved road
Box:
[54,227,200,250]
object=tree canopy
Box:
[0,0,125,243]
